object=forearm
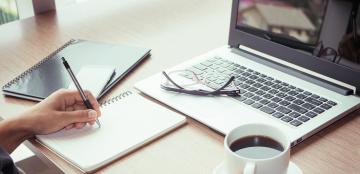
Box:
[0,114,34,153]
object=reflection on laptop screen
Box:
[236,0,360,72]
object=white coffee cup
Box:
[224,123,290,174]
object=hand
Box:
[19,89,101,135]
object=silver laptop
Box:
[135,0,360,146]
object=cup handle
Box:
[243,162,255,174]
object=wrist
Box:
[8,113,36,139]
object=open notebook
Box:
[36,91,186,173]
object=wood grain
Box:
[0,0,359,173]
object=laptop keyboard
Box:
[183,56,337,127]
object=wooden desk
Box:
[0,0,359,173]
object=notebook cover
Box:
[2,39,151,101]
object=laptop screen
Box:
[235,0,360,72]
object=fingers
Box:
[59,89,101,117]
[62,109,98,126]
[83,90,101,117]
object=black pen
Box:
[61,57,101,128]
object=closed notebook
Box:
[36,91,186,173]
[2,39,150,101]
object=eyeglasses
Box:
[160,70,241,96]
[314,41,341,63]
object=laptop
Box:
[135,0,360,146]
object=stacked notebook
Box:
[36,91,186,173]
[2,39,151,101]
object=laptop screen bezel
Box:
[228,0,360,95]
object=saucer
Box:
[212,161,302,174]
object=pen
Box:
[61,57,101,128]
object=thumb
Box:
[63,109,98,124]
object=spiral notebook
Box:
[2,39,151,101]
[36,91,186,173]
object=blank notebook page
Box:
[36,91,186,172]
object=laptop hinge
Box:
[231,46,354,96]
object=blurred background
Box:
[0,0,89,25]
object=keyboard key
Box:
[274,80,281,84]
[281,116,293,122]
[272,112,284,118]
[284,96,296,101]
[289,112,301,118]
[290,120,302,127]
[313,107,325,114]
[260,86,271,91]
[281,82,289,86]
[244,99,255,105]
[226,66,237,71]
[305,112,318,118]
[255,90,266,96]
[263,94,273,99]
[288,104,308,114]
[296,94,307,99]
[298,116,310,122]
[235,69,244,74]
[244,93,254,98]
[260,99,270,105]
[256,78,266,83]
[279,100,291,106]
[305,97,322,106]
[289,85,296,89]
[245,80,256,85]
[318,97,328,102]
[279,87,290,93]
[252,96,262,101]
[293,99,304,105]
[288,91,299,96]
[327,101,337,106]
[272,84,282,89]
[260,106,275,114]
[251,103,263,108]
[234,96,247,102]
[264,81,274,86]
[247,87,257,92]
[266,77,274,81]
[242,72,251,77]
[302,103,315,110]
[311,94,320,99]
[276,106,292,114]
[268,102,279,108]
[320,104,332,110]
[194,64,207,71]
[187,67,203,75]
[303,91,312,95]
[295,88,304,92]
[253,83,263,88]
[268,89,279,94]
[276,93,287,98]
[249,75,258,80]
[271,97,282,103]
[239,84,250,89]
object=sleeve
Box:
[0,146,19,174]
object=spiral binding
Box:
[100,91,133,107]
[2,39,77,90]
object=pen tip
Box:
[61,57,65,62]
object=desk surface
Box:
[0,0,359,173]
